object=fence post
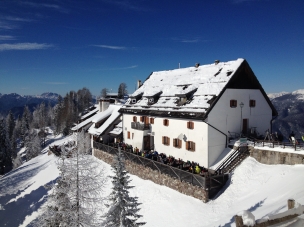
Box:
[288,199,295,209]
[235,215,243,227]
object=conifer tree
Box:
[102,147,145,227]
[0,119,12,174]
[41,130,106,226]
[5,110,15,141]
[25,131,41,160]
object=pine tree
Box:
[5,110,15,140]
[20,106,32,147]
[25,131,41,160]
[0,119,12,174]
[102,147,145,227]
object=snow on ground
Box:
[1,134,304,227]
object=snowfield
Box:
[1,135,304,227]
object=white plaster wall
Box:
[208,88,273,166]
[123,114,145,150]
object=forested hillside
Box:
[269,90,304,140]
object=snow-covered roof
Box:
[122,58,244,113]
[108,127,122,135]
[80,108,98,120]
[71,114,96,131]
[88,105,122,136]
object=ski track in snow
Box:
[0,134,304,227]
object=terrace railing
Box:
[93,141,228,192]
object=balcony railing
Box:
[131,122,150,130]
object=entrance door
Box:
[242,119,248,135]
[143,135,154,150]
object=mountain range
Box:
[1,89,303,141]
[268,89,304,140]
[0,92,59,118]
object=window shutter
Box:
[127,131,130,139]
[133,116,137,122]
[186,141,189,150]
[191,122,194,129]
[150,118,154,124]
[192,142,196,151]
[178,139,182,148]
[187,121,190,128]
[140,116,143,122]
[162,136,164,145]
[168,137,170,146]
[145,117,149,124]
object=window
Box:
[163,119,169,126]
[187,121,194,129]
[249,100,256,107]
[133,116,137,122]
[162,136,170,146]
[186,141,195,151]
[173,138,182,148]
[127,131,130,139]
[140,116,144,122]
[230,99,237,108]
[150,118,154,124]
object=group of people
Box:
[288,131,304,145]
[112,142,209,176]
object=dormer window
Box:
[249,100,256,107]
[230,100,237,108]
[148,97,154,104]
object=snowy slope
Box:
[1,135,304,226]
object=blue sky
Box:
[0,0,303,97]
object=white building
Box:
[119,58,277,168]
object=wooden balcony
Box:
[131,122,150,131]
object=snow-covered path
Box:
[1,134,304,227]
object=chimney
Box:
[99,98,110,112]
[195,63,200,68]
[137,80,142,89]
[215,60,220,65]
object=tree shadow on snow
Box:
[0,178,57,227]
[0,161,50,196]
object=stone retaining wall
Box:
[249,147,304,165]
[94,148,209,202]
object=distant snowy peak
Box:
[268,89,304,101]
[291,89,304,100]
[267,91,289,99]
[38,92,59,100]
